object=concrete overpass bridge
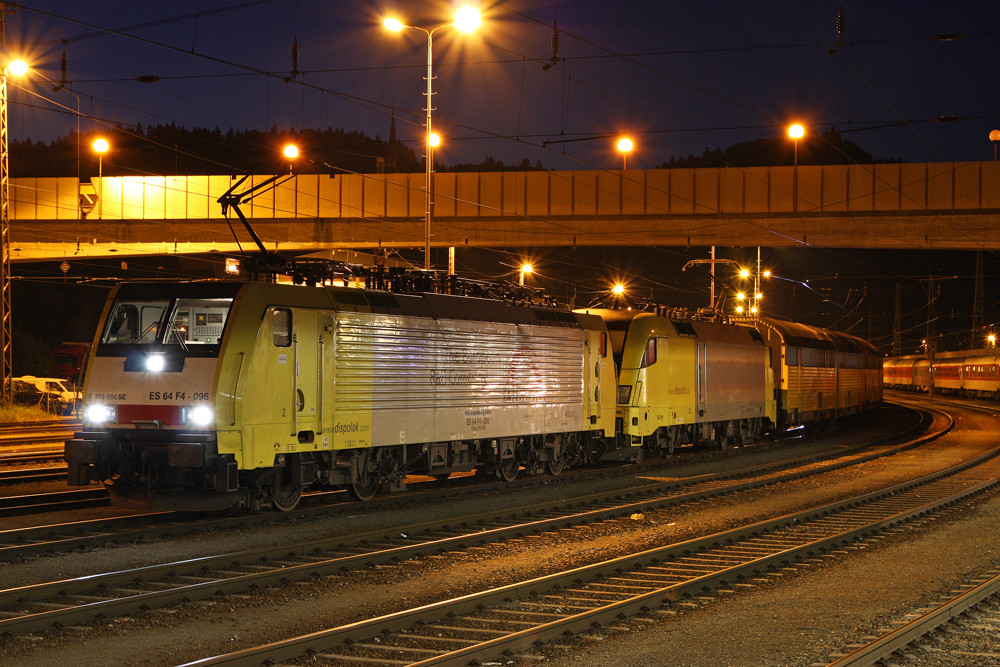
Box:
[8,161,1000,261]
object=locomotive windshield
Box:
[100,297,234,347]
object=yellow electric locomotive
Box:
[65,281,618,511]
[582,308,772,455]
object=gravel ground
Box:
[2,404,995,667]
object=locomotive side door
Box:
[696,341,707,417]
[291,308,320,439]
[318,312,335,440]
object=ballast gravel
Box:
[2,405,999,666]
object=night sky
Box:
[5,1,1000,354]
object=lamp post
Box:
[991,129,1000,160]
[9,61,81,180]
[787,123,804,211]
[384,7,480,271]
[93,138,108,219]
[0,54,13,402]
[616,136,633,170]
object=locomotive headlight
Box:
[85,403,117,424]
[146,354,166,372]
[183,405,214,427]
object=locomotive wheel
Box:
[271,461,303,512]
[496,458,518,482]
[630,446,644,464]
[348,477,379,501]
[347,449,381,501]
[272,484,302,512]
[544,459,564,476]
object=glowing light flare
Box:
[612,283,626,296]
[187,405,214,427]
[616,137,634,154]
[453,6,481,32]
[739,268,750,279]
[428,132,441,147]
[283,144,299,159]
[787,123,805,139]
[7,60,27,76]
[85,404,116,424]
[93,138,109,154]
[383,17,405,31]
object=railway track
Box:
[175,442,1000,667]
[826,567,1000,666]
[0,404,948,641]
[0,419,76,433]
[0,466,67,484]
[0,403,932,557]
[0,421,76,448]
[0,448,67,485]
[0,488,109,517]
[0,449,63,466]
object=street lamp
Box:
[93,138,109,219]
[384,7,481,271]
[787,123,804,211]
[519,263,532,286]
[991,129,1000,161]
[283,143,299,173]
[616,136,633,170]
[736,252,770,317]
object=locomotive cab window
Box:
[272,308,292,347]
[97,293,235,359]
[640,338,658,368]
[166,298,233,345]
[103,301,169,344]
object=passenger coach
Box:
[884,350,1000,399]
